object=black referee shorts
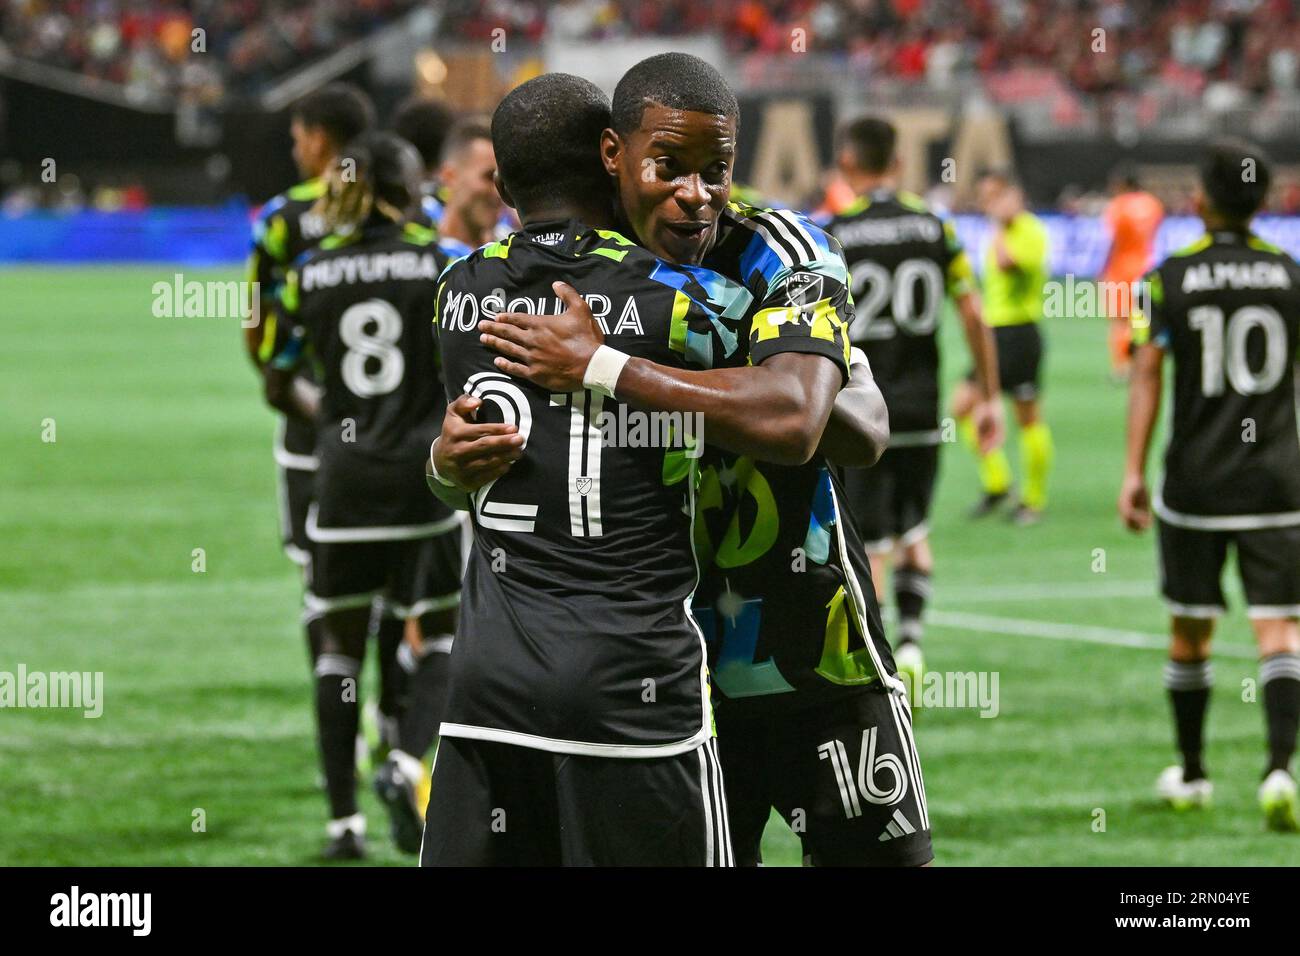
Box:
[841,444,940,553]
[420,736,733,866]
[968,322,1044,401]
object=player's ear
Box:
[493,170,516,211]
[600,128,622,176]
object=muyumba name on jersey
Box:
[300,250,441,290]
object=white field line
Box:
[935,580,1157,603]
[928,609,1259,660]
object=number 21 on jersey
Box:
[461,371,605,536]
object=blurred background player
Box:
[429,119,504,256]
[951,170,1053,526]
[1120,139,1300,832]
[390,94,455,212]
[245,83,378,785]
[265,132,463,859]
[828,115,1002,690]
[1100,165,1164,380]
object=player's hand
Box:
[1118,472,1152,532]
[433,394,524,492]
[973,398,1004,455]
[478,281,603,391]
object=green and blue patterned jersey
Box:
[691,202,900,716]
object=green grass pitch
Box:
[1,265,1292,866]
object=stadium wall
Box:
[7,210,1300,271]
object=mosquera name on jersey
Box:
[435,219,753,757]
[276,221,458,537]
[689,202,904,716]
[829,189,975,442]
[1133,229,1300,528]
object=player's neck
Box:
[519,201,615,231]
[845,171,894,198]
[1201,213,1251,235]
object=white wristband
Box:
[582,345,630,399]
[848,346,871,372]
[427,438,458,488]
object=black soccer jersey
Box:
[435,219,753,756]
[690,203,901,716]
[1134,230,1300,527]
[250,178,332,467]
[275,220,456,535]
[828,189,974,439]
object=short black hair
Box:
[838,116,896,174]
[611,53,739,134]
[292,83,376,150]
[441,118,493,165]
[1200,137,1271,224]
[390,96,454,170]
[491,73,611,211]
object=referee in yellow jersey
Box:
[951,170,1053,525]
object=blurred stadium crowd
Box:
[5,0,1299,103]
[1,0,420,96]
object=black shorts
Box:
[840,444,939,553]
[715,688,932,867]
[308,524,464,620]
[1157,520,1300,619]
[968,322,1043,401]
[420,736,733,866]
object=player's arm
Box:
[945,225,1004,452]
[261,268,320,422]
[427,394,525,501]
[246,207,288,369]
[264,368,322,423]
[956,289,1004,453]
[816,348,890,468]
[1119,275,1165,531]
[480,282,842,466]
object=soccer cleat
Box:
[321,813,367,861]
[1258,769,1299,833]
[1155,765,1213,810]
[968,490,1010,519]
[1009,503,1043,526]
[894,641,924,709]
[374,750,428,854]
